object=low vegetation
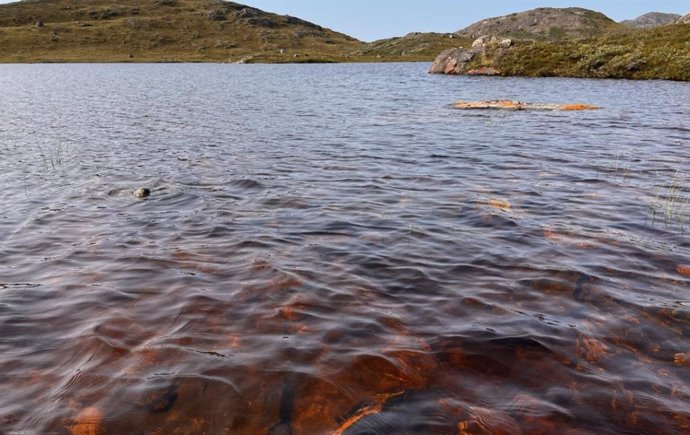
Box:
[0,0,361,63]
[469,24,690,81]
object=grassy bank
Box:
[463,24,690,81]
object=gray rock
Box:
[207,9,226,21]
[499,38,512,48]
[429,47,479,74]
[471,35,490,49]
[133,188,151,198]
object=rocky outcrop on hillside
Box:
[621,12,681,28]
[456,7,619,39]
[677,14,690,24]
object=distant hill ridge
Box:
[456,7,621,39]
[621,12,681,28]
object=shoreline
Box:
[0,59,688,82]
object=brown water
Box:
[1,63,690,435]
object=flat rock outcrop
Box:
[453,100,601,111]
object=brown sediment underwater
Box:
[1,66,689,435]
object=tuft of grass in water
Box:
[649,166,690,229]
[1,135,70,172]
[589,147,689,230]
[33,138,68,170]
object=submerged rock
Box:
[133,187,151,198]
[453,100,601,111]
[67,407,103,435]
[488,198,512,211]
[676,264,690,276]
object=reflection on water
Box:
[0,63,689,434]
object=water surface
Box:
[1,63,689,434]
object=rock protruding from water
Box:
[430,36,513,76]
[429,47,481,74]
[453,100,601,111]
[133,187,151,198]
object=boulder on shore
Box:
[429,37,510,76]
[428,47,480,74]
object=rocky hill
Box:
[677,14,690,24]
[456,7,621,39]
[0,0,361,62]
[621,12,681,28]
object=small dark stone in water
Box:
[133,187,150,198]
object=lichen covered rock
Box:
[428,47,479,74]
[453,100,601,111]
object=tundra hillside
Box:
[0,0,361,62]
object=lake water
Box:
[1,63,689,434]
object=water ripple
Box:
[0,63,689,434]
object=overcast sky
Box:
[241,0,689,41]
[0,0,687,41]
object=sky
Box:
[239,0,689,41]
[0,0,687,40]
